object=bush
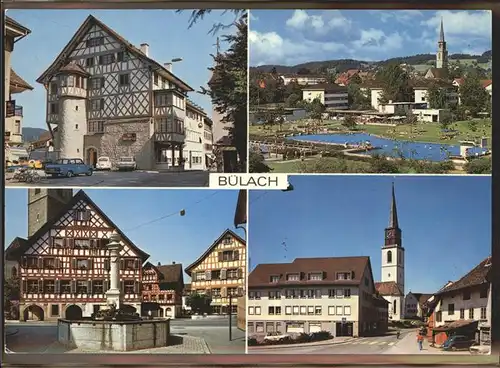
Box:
[247,337,258,346]
[310,331,333,341]
[464,157,491,174]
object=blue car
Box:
[45,158,93,178]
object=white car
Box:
[263,332,291,343]
[116,157,137,171]
[96,156,112,170]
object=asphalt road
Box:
[5,316,244,354]
[249,332,408,355]
[6,170,209,188]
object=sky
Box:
[4,188,244,282]
[249,10,492,66]
[7,9,239,130]
[249,175,491,294]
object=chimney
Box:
[140,43,149,57]
[157,262,161,266]
[172,261,176,265]
[164,62,172,72]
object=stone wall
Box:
[58,318,170,351]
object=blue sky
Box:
[249,10,492,66]
[249,176,491,294]
[5,189,244,282]
[6,9,239,130]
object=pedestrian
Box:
[417,333,424,351]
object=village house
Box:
[404,292,433,319]
[185,229,246,314]
[280,74,327,86]
[36,14,205,171]
[141,261,184,318]
[5,189,149,321]
[184,100,208,170]
[182,283,192,314]
[302,83,349,110]
[5,16,33,146]
[247,256,389,338]
[428,256,492,346]
[202,117,215,169]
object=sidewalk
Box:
[249,336,354,350]
[383,332,469,355]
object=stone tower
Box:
[381,182,405,295]
[28,189,73,237]
[56,61,90,160]
[436,18,448,69]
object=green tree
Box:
[464,157,491,174]
[186,293,213,315]
[349,74,362,85]
[180,10,247,168]
[347,83,371,110]
[285,93,301,108]
[249,151,272,173]
[4,276,20,315]
[342,115,357,130]
[439,111,452,130]
[426,83,448,109]
[376,64,413,103]
[459,72,489,117]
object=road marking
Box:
[360,341,370,344]
[388,342,395,346]
[378,341,387,345]
[369,341,378,345]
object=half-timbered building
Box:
[185,229,246,314]
[36,15,196,171]
[5,189,149,321]
[141,261,184,318]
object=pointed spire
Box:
[439,17,445,43]
[389,182,399,229]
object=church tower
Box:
[436,18,448,69]
[28,189,73,237]
[381,183,405,296]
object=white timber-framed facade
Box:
[5,189,149,322]
[36,15,199,171]
[185,229,246,314]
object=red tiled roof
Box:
[249,256,371,288]
[302,83,347,92]
[426,68,448,79]
[375,281,403,296]
[10,69,33,91]
[58,61,90,76]
[438,256,491,294]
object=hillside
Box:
[251,50,492,74]
[22,127,48,142]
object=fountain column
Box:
[105,232,123,309]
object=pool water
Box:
[289,133,488,162]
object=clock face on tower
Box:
[386,229,395,239]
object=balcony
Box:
[154,120,185,143]
[14,105,23,117]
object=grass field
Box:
[251,119,491,147]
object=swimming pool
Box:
[289,133,489,162]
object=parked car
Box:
[470,344,490,355]
[116,157,137,171]
[263,332,291,343]
[45,158,93,178]
[442,335,475,351]
[96,156,112,170]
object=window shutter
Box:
[218,252,223,262]
[88,258,93,269]
[55,258,60,269]
[72,259,77,269]
[322,271,327,279]
[233,250,239,261]
[71,280,76,294]
[351,271,355,280]
[104,259,110,271]
[120,281,124,293]
[237,287,243,295]
[104,280,109,292]
[68,238,75,248]
[237,268,243,279]
[88,280,92,294]
[205,270,212,281]
[221,268,227,280]
[22,280,27,294]
[55,280,60,294]
[134,281,139,294]
[221,287,227,297]
[101,77,105,88]
[38,258,43,269]
[134,259,139,270]
[120,259,125,270]
[22,256,27,268]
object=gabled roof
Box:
[144,261,184,290]
[5,16,31,36]
[249,256,372,288]
[375,281,403,296]
[5,237,29,261]
[185,229,246,275]
[10,69,34,92]
[408,292,433,306]
[36,15,193,92]
[426,68,448,79]
[58,61,90,76]
[5,190,150,262]
[302,83,347,93]
[437,256,491,295]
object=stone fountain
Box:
[57,232,171,351]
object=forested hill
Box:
[251,50,492,74]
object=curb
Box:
[248,337,354,350]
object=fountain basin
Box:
[57,318,170,351]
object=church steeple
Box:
[384,182,402,248]
[436,17,448,69]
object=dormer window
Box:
[270,275,280,283]
[308,272,323,281]
[223,236,232,245]
[336,272,353,280]
[286,273,300,281]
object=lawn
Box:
[268,157,371,173]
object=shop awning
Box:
[433,319,478,333]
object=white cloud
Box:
[285,10,351,35]
[249,30,346,66]
[374,10,423,23]
[421,10,491,38]
[351,28,403,52]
